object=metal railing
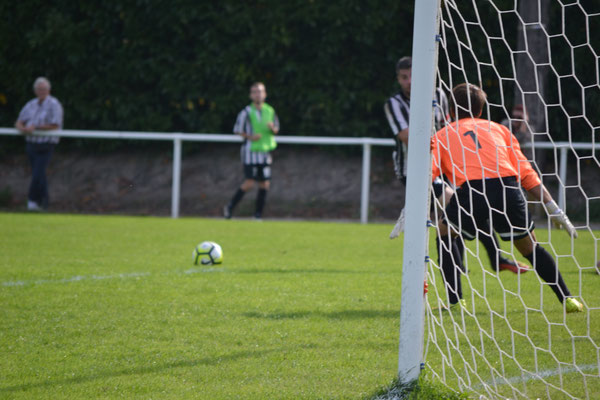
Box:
[0,128,595,222]
[0,128,393,222]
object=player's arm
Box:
[430,136,442,182]
[268,114,280,134]
[397,128,409,145]
[501,124,540,190]
[384,100,408,144]
[526,183,578,238]
[501,125,577,238]
[233,110,260,141]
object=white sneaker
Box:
[389,208,405,239]
[27,200,42,211]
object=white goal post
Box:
[397,0,442,383]
[398,0,600,399]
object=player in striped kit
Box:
[385,57,527,278]
[224,82,279,219]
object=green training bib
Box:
[248,103,277,152]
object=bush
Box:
[0,0,414,151]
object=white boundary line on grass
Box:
[478,363,599,388]
[1,268,224,287]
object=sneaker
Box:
[223,205,232,219]
[434,299,466,312]
[27,200,42,211]
[565,298,583,313]
[450,299,467,310]
[498,259,530,274]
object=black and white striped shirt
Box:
[233,105,280,165]
[17,95,63,144]
[384,88,448,179]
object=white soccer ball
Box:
[193,241,223,265]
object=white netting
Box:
[424,1,600,398]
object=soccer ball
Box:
[193,241,223,265]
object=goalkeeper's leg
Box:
[477,222,529,274]
[436,233,463,305]
[514,234,581,312]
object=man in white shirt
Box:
[15,77,63,211]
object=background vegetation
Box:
[0,1,414,143]
[0,1,597,149]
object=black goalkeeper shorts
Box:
[444,176,534,241]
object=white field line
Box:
[477,363,599,388]
[1,267,224,287]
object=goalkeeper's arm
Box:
[527,184,578,238]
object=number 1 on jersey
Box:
[463,130,482,149]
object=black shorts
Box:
[444,176,534,241]
[432,177,445,200]
[243,164,272,181]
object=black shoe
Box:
[223,205,232,219]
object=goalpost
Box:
[399,1,599,398]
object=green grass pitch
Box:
[0,213,598,399]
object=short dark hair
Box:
[450,83,487,119]
[395,56,412,73]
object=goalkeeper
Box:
[431,83,582,313]
[385,56,527,275]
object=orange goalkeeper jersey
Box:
[431,118,541,190]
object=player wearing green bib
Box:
[224,82,280,219]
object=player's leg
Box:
[436,191,476,306]
[436,222,464,306]
[477,219,529,274]
[436,182,467,274]
[492,178,581,311]
[513,233,581,312]
[224,165,256,218]
[254,165,271,219]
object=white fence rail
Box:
[0,128,596,222]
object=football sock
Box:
[478,231,510,271]
[454,235,466,273]
[255,188,267,218]
[525,244,571,302]
[436,235,463,305]
[228,188,246,210]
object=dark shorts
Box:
[243,164,271,181]
[444,176,534,241]
[432,177,445,200]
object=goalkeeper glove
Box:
[545,200,578,238]
[389,207,405,239]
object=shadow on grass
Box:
[243,309,399,320]
[0,347,280,393]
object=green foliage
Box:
[1,1,597,152]
[0,0,414,147]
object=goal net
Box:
[422,1,600,398]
